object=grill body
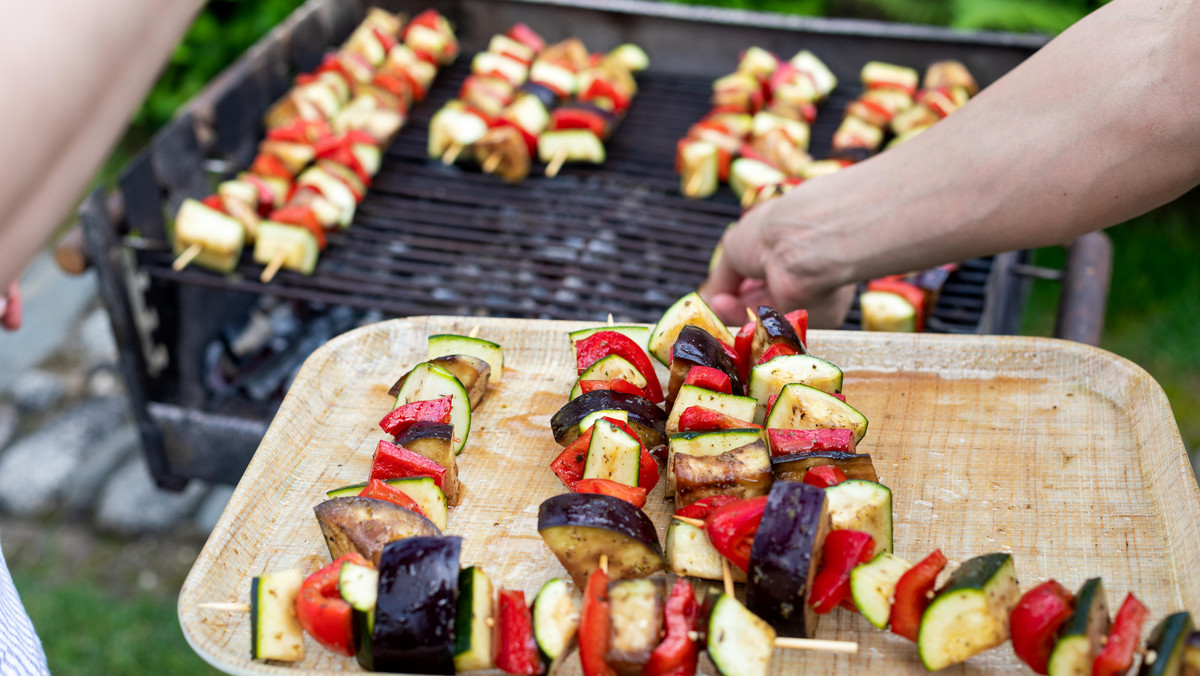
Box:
[80,0,1045,487]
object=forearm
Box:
[0,0,205,286]
[768,0,1200,290]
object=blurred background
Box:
[1,0,1195,673]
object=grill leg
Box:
[1054,231,1113,346]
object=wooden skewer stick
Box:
[746,306,758,324]
[260,252,286,284]
[607,313,614,326]
[482,153,503,174]
[685,631,858,655]
[198,602,251,612]
[740,188,757,210]
[173,243,202,271]
[545,149,567,178]
[684,171,704,196]
[469,325,480,339]
[442,143,464,165]
[722,558,735,597]
[673,515,705,528]
[598,554,609,575]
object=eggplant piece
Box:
[395,421,460,506]
[771,451,880,483]
[673,440,773,509]
[521,81,560,109]
[606,578,665,676]
[750,305,804,364]
[314,496,441,566]
[746,480,831,638]
[389,355,490,409]
[828,146,873,164]
[370,536,461,674]
[551,390,667,450]
[667,325,745,403]
[537,493,665,588]
[1184,631,1200,675]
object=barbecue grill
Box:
[77,0,1110,490]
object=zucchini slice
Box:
[579,409,630,433]
[1047,577,1109,676]
[426,354,490,409]
[667,385,757,435]
[917,553,1020,671]
[860,290,917,332]
[850,552,911,629]
[326,476,448,531]
[825,479,893,556]
[250,568,305,661]
[570,355,648,399]
[707,593,776,676]
[570,326,651,351]
[428,334,504,381]
[338,561,379,612]
[453,566,495,671]
[584,418,642,487]
[394,362,471,454]
[665,517,745,582]
[1140,612,1194,676]
[765,382,868,443]
[666,428,763,496]
[748,354,843,423]
[532,578,579,663]
[649,292,734,365]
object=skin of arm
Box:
[0,0,206,291]
[702,0,1200,327]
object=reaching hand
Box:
[1,282,21,331]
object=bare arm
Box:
[0,0,206,289]
[703,0,1200,326]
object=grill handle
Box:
[1053,231,1113,346]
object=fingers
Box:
[1,282,21,331]
[701,204,776,324]
[806,284,857,329]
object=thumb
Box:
[701,205,775,324]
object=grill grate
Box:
[136,58,996,330]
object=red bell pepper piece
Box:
[704,495,769,573]
[315,53,353,83]
[491,116,539,155]
[494,589,542,674]
[507,23,545,53]
[756,343,798,365]
[1010,580,1075,674]
[404,9,443,34]
[643,578,700,676]
[267,117,331,145]
[767,428,856,457]
[682,366,732,395]
[378,395,452,436]
[575,331,663,403]
[251,153,294,180]
[579,568,616,676]
[372,26,397,53]
[802,465,847,488]
[866,278,926,331]
[889,549,948,641]
[675,495,739,521]
[269,206,327,250]
[552,420,658,491]
[1092,593,1149,676]
[577,378,649,398]
[733,321,754,382]
[550,107,610,139]
[784,309,808,348]
[581,77,630,112]
[809,530,876,614]
[575,478,648,509]
[368,440,447,490]
[357,478,427,518]
[295,552,371,656]
[677,406,761,433]
[200,195,227,214]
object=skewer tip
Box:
[545,149,567,178]
[173,242,203,272]
[746,306,758,323]
[721,558,735,597]
[260,251,286,284]
[598,554,609,575]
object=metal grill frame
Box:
[80,0,1069,488]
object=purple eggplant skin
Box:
[746,481,831,638]
[372,536,462,674]
[668,325,745,401]
[395,421,454,447]
[771,451,880,484]
[538,493,665,588]
[828,146,873,164]
[521,82,560,109]
[550,390,667,448]
[756,306,804,354]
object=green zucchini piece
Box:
[584,418,642,487]
[649,293,734,365]
[748,354,843,421]
[338,561,379,612]
[453,566,495,671]
[860,290,918,332]
[570,355,649,400]
[428,333,504,382]
[666,428,762,496]
[607,578,665,673]
[666,385,757,435]
[250,568,305,661]
[327,476,448,531]
[394,362,471,454]
[825,480,893,556]
[765,382,868,442]
[707,593,776,676]
[665,517,746,582]
[579,409,629,433]
[1140,612,1195,676]
[1047,577,1109,676]
[850,552,911,629]
[917,553,1020,671]
[532,578,579,662]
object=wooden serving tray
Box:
[179,316,1200,675]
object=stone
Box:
[94,458,207,535]
[87,367,122,398]
[11,369,66,413]
[61,423,139,515]
[193,485,236,533]
[0,403,16,451]
[0,396,128,516]
[77,307,119,366]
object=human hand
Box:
[0,282,22,331]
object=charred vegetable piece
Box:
[667,428,763,497]
[649,293,734,365]
[1047,577,1109,676]
[771,450,879,483]
[667,325,745,403]
[571,356,648,400]
[427,355,491,408]
[751,305,804,363]
[765,383,868,442]
[665,517,746,583]
[533,578,579,662]
[537,493,665,588]
[453,566,495,671]
[314,496,440,566]
[707,593,776,676]
[917,553,1020,670]
[1140,612,1194,676]
[394,421,460,506]
[393,362,471,454]
[606,579,665,676]
[250,568,305,661]
[1011,580,1075,675]
[667,385,757,436]
[673,439,772,509]
[1183,630,1200,676]
[371,536,461,674]
[824,480,893,556]
[748,354,843,423]
[551,390,667,449]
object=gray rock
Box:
[62,423,139,515]
[77,307,118,366]
[94,458,207,535]
[87,367,123,398]
[11,369,67,413]
[193,485,236,533]
[0,403,16,451]
[0,396,128,515]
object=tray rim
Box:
[179,317,1200,675]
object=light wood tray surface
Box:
[179,316,1200,675]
